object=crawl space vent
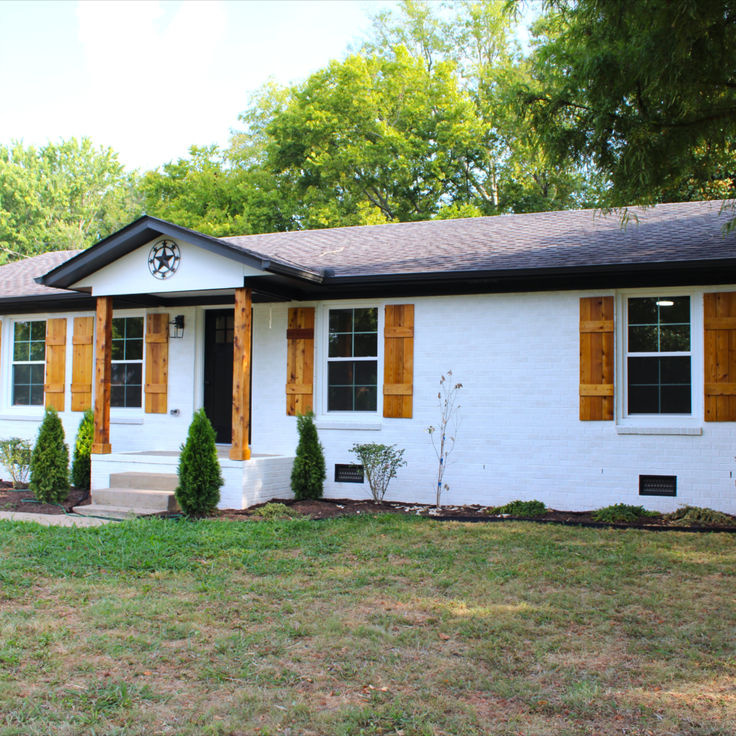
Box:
[639,474,677,497]
[335,464,364,484]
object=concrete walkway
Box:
[0,511,113,527]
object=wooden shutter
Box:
[580,296,614,420]
[145,313,169,414]
[44,318,67,411]
[71,316,94,411]
[704,292,736,421]
[383,304,414,418]
[286,307,314,416]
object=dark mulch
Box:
[215,497,736,531]
[0,481,90,515]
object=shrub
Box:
[350,443,406,502]
[29,408,70,503]
[71,409,94,489]
[489,499,547,517]
[254,502,299,520]
[175,409,223,517]
[290,412,326,500]
[0,437,32,488]
[592,503,659,523]
[665,506,735,527]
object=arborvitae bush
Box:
[290,412,325,500]
[175,409,223,516]
[30,408,70,503]
[71,409,94,489]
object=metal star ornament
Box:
[148,240,181,280]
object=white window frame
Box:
[315,301,385,425]
[616,288,703,427]
[110,312,145,411]
[10,318,47,408]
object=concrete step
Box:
[108,472,179,492]
[72,504,165,520]
[91,487,180,512]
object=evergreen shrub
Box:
[175,409,223,516]
[71,409,94,489]
[290,412,325,500]
[30,408,70,503]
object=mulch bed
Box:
[0,481,90,515]
[215,497,736,531]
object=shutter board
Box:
[71,316,94,411]
[704,292,736,421]
[286,307,314,416]
[579,297,614,421]
[145,313,169,414]
[44,318,67,411]
[383,304,414,418]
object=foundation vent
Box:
[639,474,677,497]
[335,464,364,484]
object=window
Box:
[627,296,691,414]
[12,320,46,406]
[327,307,378,411]
[111,317,143,408]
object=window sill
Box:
[0,412,44,422]
[316,418,382,431]
[111,416,144,425]
[616,426,702,436]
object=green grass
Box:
[1,515,735,735]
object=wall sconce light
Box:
[169,314,185,339]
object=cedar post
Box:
[92,296,112,454]
[230,286,252,460]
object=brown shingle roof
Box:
[0,250,80,298]
[222,200,736,277]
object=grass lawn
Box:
[0,515,734,736]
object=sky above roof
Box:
[0,0,394,172]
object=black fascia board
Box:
[36,215,324,290]
[265,257,736,301]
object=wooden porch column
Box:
[92,296,112,454]
[230,286,252,460]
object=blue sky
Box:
[0,0,396,171]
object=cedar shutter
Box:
[579,296,614,420]
[383,304,414,418]
[71,316,94,411]
[286,307,314,416]
[44,318,67,411]
[145,313,169,414]
[704,292,736,421]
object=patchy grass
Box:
[0,515,735,735]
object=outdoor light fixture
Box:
[169,314,185,339]
[655,300,674,307]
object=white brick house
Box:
[1,199,736,512]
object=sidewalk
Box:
[0,511,112,527]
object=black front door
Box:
[204,310,234,444]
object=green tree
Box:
[29,408,69,504]
[290,412,326,500]
[71,409,94,490]
[0,137,141,261]
[521,0,736,209]
[175,409,223,517]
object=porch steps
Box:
[73,472,180,519]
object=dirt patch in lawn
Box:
[0,482,90,515]
[215,497,736,531]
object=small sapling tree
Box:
[175,409,223,516]
[427,371,462,510]
[0,437,32,488]
[290,412,326,500]
[350,443,406,502]
[30,408,70,503]
[71,409,94,489]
